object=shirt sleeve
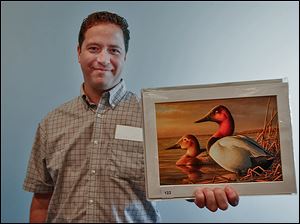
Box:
[23,123,54,193]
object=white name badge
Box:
[115,125,143,142]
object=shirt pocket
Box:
[108,139,144,180]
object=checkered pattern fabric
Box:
[23,80,160,223]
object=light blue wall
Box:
[1,1,299,223]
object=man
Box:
[23,11,239,222]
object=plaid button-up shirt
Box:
[23,80,160,223]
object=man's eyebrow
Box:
[108,44,123,49]
[85,43,123,49]
[86,42,100,47]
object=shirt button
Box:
[89,199,94,204]
[94,140,98,145]
[97,114,101,118]
[91,170,96,175]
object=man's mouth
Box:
[93,67,111,72]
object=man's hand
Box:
[30,193,52,222]
[193,186,239,212]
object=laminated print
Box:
[142,79,296,199]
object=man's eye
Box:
[88,47,98,53]
[110,49,120,55]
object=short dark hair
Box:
[78,11,130,52]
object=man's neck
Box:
[83,80,122,105]
[83,85,104,105]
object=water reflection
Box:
[175,164,237,184]
[176,165,202,184]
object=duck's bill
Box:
[165,143,181,150]
[194,115,211,123]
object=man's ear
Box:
[77,45,81,63]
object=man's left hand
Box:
[193,186,239,212]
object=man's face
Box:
[77,23,126,92]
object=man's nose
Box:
[97,50,110,65]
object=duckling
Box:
[166,134,214,166]
[195,105,274,175]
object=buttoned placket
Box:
[86,94,110,222]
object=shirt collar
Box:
[80,79,127,110]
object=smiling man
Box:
[78,22,126,103]
[23,11,239,223]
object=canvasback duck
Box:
[166,134,214,166]
[195,105,274,175]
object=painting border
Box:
[141,79,296,200]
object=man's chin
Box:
[94,82,115,92]
[89,76,121,91]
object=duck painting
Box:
[195,105,274,175]
[166,134,215,166]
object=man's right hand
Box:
[30,193,52,223]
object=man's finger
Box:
[194,188,205,208]
[225,186,239,207]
